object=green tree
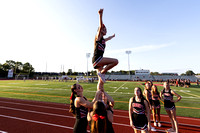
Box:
[2,63,10,71]
[67,69,72,75]
[6,60,16,68]
[23,62,34,73]
[185,70,195,76]
[15,61,23,73]
[151,72,160,75]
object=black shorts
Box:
[73,118,88,133]
[164,100,175,110]
[152,100,161,108]
[132,113,148,131]
[149,99,153,107]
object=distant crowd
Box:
[168,79,199,87]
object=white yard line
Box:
[113,82,127,93]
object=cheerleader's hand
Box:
[148,123,151,131]
[98,9,103,14]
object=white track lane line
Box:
[1,100,200,122]
[0,99,200,128]
[0,131,7,133]
[0,106,132,128]
[0,106,74,119]
[0,101,67,111]
[0,114,74,130]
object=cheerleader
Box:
[151,85,161,127]
[69,83,100,133]
[129,87,151,133]
[143,82,156,131]
[160,82,182,133]
[92,8,118,84]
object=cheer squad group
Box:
[69,9,182,133]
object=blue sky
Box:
[0,0,200,74]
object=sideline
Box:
[1,91,200,110]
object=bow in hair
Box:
[70,92,73,100]
[92,114,105,121]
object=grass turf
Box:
[0,80,200,118]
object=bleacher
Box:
[105,74,198,82]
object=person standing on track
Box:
[129,87,151,133]
[160,82,182,133]
[69,83,101,133]
[143,81,156,131]
[92,8,118,84]
[151,85,161,127]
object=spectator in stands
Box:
[92,9,118,84]
[69,83,101,133]
[151,85,161,127]
[129,87,151,133]
[175,79,179,87]
[196,79,199,86]
[160,82,182,133]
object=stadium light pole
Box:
[86,53,91,80]
[125,50,132,79]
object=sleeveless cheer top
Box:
[92,37,106,68]
[73,97,88,133]
[163,89,175,110]
[131,97,148,131]
[132,97,146,114]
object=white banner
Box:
[7,69,14,78]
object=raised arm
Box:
[96,9,104,41]
[104,91,114,106]
[75,97,93,109]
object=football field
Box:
[0,80,199,118]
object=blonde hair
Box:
[151,85,159,95]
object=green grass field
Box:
[0,80,200,118]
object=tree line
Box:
[0,60,34,78]
[0,60,199,78]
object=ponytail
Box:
[91,101,107,133]
[69,84,77,115]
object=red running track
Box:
[0,97,200,133]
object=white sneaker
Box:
[97,72,106,83]
[154,122,157,127]
[158,122,161,127]
[151,126,156,131]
